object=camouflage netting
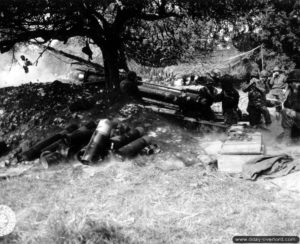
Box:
[129,46,262,83]
[130,45,295,86]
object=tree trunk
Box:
[102,43,120,91]
[118,44,129,72]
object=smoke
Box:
[263,111,283,140]
[0,47,71,87]
[0,40,103,88]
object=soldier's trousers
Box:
[223,109,239,125]
[198,107,216,121]
[269,89,285,112]
[281,109,300,129]
[281,109,300,140]
[247,105,272,126]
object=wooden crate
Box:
[218,132,264,173]
[220,132,264,155]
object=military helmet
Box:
[273,66,281,73]
[211,69,221,77]
[260,70,268,78]
[205,76,214,85]
[250,69,259,77]
[182,74,189,81]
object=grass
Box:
[1,155,300,244]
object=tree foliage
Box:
[124,17,221,67]
[232,0,300,67]
[0,0,269,86]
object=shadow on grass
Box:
[1,219,133,244]
[47,219,133,244]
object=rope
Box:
[203,45,263,75]
[222,45,262,63]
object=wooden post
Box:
[261,45,264,70]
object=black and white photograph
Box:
[0,0,299,243]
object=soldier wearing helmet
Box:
[120,71,142,100]
[280,69,300,142]
[250,69,260,80]
[258,70,270,94]
[214,75,240,125]
[242,72,272,127]
[197,76,218,121]
[269,66,287,101]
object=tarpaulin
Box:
[242,154,300,180]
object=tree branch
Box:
[31,42,103,70]
[0,26,89,53]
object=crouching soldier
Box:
[214,75,240,125]
[198,77,218,121]
[280,69,300,142]
[243,77,272,127]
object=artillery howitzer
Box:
[138,81,203,109]
[128,81,228,130]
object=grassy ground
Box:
[1,108,300,244]
[1,155,300,244]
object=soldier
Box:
[214,75,240,125]
[280,69,300,142]
[243,76,272,127]
[198,77,218,121]
[190,74,196,85]
[209,69,222,84]
[250,68,260,81]
[119,71,142,100]
[257,70,270,94]
[269,66,287,101]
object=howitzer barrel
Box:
[139,81,182,92]
[138,85,179,104]
[140,81,201,95]
[138,85,201,109]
